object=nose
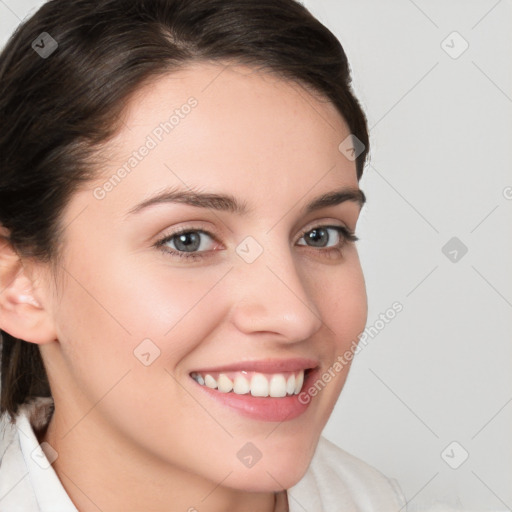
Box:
[228,241,324,342]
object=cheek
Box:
[52,251,233,436]
[308,254,367,400]
[56,252,230,364]
[313,254,368,349]
[115,259,232,351]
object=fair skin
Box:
[0,63,367,511]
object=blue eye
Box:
[156,229,217,259]
[297,226,357,248]
[155,225,357,261]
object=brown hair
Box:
[0,0,369,420]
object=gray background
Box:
[302,1,512,510]
[1,0,511,510]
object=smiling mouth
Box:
[190,368,313,398]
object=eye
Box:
[296,225,357,250]
[296,225,358,259]
[155,228,219,259]
[154,224,358,262]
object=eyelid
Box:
[296,220,357,242]
[155,219,355,245]
[153,217,358,263]
[155,225,221,249]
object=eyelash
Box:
[155,224,359,260]
[154,224,358,261]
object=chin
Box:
[229,463,310,493]
[224,446,314,493]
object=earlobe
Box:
[0,230,57,344]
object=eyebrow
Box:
[126,186,366,217]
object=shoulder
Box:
[0,402,41,510]
[0,397,77,512]
[288,435,406,512]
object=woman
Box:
[0,0,406,510]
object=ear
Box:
[0,227,57,344]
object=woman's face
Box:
[41,63,367,493]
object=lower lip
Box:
[191,367,320,422]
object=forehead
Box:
[88,62,358,215]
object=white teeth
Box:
[217,373,233,393]
[294,370,304,395]
[233,374,251,394]
[250,373,269,397]
[286,373,296,395]
[204,374,217,389]
[192,369,307,397]
[269,374,287,397]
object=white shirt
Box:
[0,397,406,511]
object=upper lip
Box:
[191,358,319,374]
